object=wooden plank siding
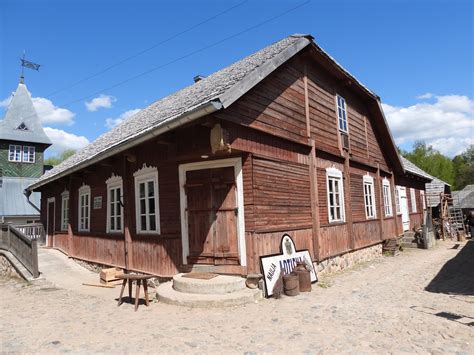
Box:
[251,156,312,232]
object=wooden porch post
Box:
[304,65,320,261]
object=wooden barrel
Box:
[294,269,312,292]
[283,273,299,296]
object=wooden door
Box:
[47,200,55,247]
[185,167,239,265]
[398,187,410,231]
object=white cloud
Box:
[416,92,434,100]
[32,97,75,125]
[382,94,474,157]
[44,127,89,155]
[105,108,141,129]
[0,94,75,125]
[85,94,116,112]
[0,94,13,107]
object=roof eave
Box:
[27,100,223,191]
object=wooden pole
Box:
[304,65,320,261]
[390,173,400,236]
[123,156,133,271]
[377,164,384,241]
[68,177,74,256]
[343,154,354,249]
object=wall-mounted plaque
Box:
[260,234,317,297]
[93,196,102,209]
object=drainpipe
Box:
[23,189,40,213]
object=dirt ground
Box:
[1,240,473,354]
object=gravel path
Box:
[1,240,473,354]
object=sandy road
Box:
[1,240,473,354]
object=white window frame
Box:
[22,146,35,163]
[60,190,70,231]
[410,188,417,213]
[326,167,346,223]
[134,164,160,234]
[78,184,91,232]
[335,94,348,133]
[382,178,393,217]
[363,174,377,219]
[8,144,22,162]
[395,186,401,215]
[420,190,426,210]
[106,174,124,233]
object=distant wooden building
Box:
[426,177,451,218]
[27,35,430,276]
[398,156,433,231]
[452,185,474,216]
[0,80,51,224]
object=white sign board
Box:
[260,234,317,297]
[93,196,102,210]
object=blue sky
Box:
[1,0,472,157]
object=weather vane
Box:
[20,51,41,83]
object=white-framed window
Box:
[420,190,426,210]
[22,146,35,163]
[382,178,393,217]
[134,164,160,234]
[395,186,401,215]
[78,184,91,232]
[326,167,345,223]
[336,94,348,133]
[410,188,417,213]
[363,174,376,219]
[61,190,69,231]
[106,174,123,233]
[8,145,22,162]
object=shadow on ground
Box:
[411,306,474,327]
[425,240,474,296]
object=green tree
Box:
[452,144,474,190]
[44,149,76,166]
[403,141,455,185]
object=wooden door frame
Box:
[46,197,56,247]
[179,157,246,267]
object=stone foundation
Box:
[0,255,22,279]
[71,257,103,274]
[315,243,383,274]
[70,256,165,287]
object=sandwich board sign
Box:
[260,234,317,297]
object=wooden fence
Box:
[0,224,39,278]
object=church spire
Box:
[0,81,52,146]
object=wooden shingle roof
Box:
[27,34,402,191]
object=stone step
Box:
[157,281,262,308]
[401,236,417,244]
[172,273,246,295]
[401,241,422,249]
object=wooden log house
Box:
[27,34,431,276]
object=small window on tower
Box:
[17,122,28,131]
